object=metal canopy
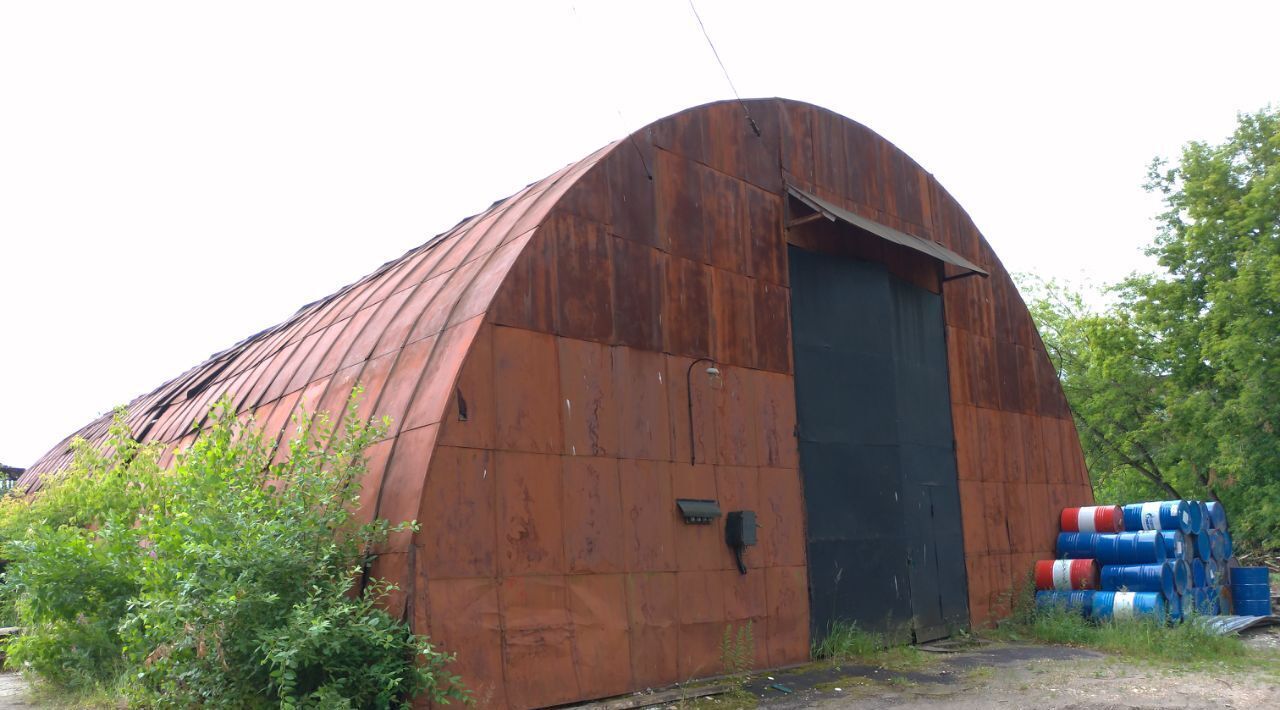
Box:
[786,184,989,277]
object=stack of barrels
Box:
[1035,499,1274,621]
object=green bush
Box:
[0,392,468,708]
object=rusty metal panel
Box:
[704,168,748,275]
[1005,482,1032,553]
[496,451,565,577]
[663,254,711,360]
[567,574,632,699]
[417,445,496,578]
[618,459,676,572]
[406,258,486,343]
[488,229,557,333]
[710,267,755,368]
[845,119,885,212]
[499,575,578,709]
[426,578,506,708]
[624,572,679,687]
[759,467,805,568]
[712,366,757,467]
[373,422,438,552]
[765,566,810,667]
[562,457,624,574]
[958,480,988,555]
[604,136,658,248]
[610,236,664,351]
[753,280,791,374]
[814,108,849,200]
[753,371,798,469]
[613,345,671,461]
[676,570,727,678]
[703,102,746,180]
[778,100,815,187]
[744,184,785,286]
[557,337,618,457]
[489,324,562,454]
[551,212,614,343]
[655,149,708,264]
[437,323,495,449]
[371,334,440,440]
[740,99,783,193]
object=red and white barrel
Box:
[1034,559,1100,591]
[1060,505,1124,533]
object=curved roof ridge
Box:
[18,145,616,488]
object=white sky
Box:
[1,1,1276,467]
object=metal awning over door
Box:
[786,185,988,278]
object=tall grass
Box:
[1016,606,1251,664]
[812,621,884,660]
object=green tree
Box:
[0,392,468,708]
[1024,105,1280,553]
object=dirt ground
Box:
[0,628,1275,708]
[726,626,1280,710]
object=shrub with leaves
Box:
[0,391,468,708]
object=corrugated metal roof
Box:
[18,142,616,490]
[786,184,988,276]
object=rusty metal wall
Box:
[21,99,1093,708]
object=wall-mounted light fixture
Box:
[686,357,720,464]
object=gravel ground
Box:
[0,627,1275,708]
[739,626,1280,710]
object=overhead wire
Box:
[687,0,761,137]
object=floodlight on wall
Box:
[686,358,720,464]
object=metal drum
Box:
[1035,590,1094,616]
[1190,587,1220,616]
[1188,532,1211,560]
[1060,505,1125,533]
[1100,562,1175,599]
[1057,532,1166,564]
[1229,567,1270,585]
[1208,530,1227,561]
[1204,501,1228,530]
[1091,591,1167,622]
[1122,501,1193,533]
[1157,530,1187,560]
[1035,559,1100,591]
[1192,558,1206,587]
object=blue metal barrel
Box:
[1229,567,1270,585]
[1122,501,1192,533]
[1173,560,1190,593]
[1208,530,1227,560]
[1035,590,1093,616]
[1235,599,1273,616]
[1222,531,1233,559]
[1231,583,1272,602]
[1091,591,1167,622]
[1100,563,1176,599]
[1191,587,1221,615]
[1192,558,1206,587]
[1192,501,1210,535]
[1204,501,1228,530]
[1058,531,1166,564]
[1188,532,1211,560]
[1157,530,1187,559]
